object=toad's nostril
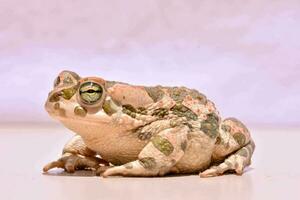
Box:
[54,103,60,110]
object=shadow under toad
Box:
[43,167,255,178]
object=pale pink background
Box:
[0,0,299,125]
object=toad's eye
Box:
[54,76,60,87]
[79,82,103,104]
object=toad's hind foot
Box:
[200,140,255,177]
[43,153,109,173]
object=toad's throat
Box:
[61,120,147,165]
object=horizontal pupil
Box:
[82,89,101,93]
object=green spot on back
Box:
[233,132,246,146]
[226,118,250,134]
[171,104,198,121]
[138,157,156,169]
[167,87,207,104]
[152,108,169,118]
[200,113,220,138]
[221,124,231,132]
[238,148,248,157]
[122,104,138,118]
[144,86,165,102]
[151,135,174,156]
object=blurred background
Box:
[0,0,299,126]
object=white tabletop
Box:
[0,123,299,200]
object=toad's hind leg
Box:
[102,126,189,177]
[200,118,255,177]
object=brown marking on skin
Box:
[122,104,137,118]
[138,157,156,169]
[187,133,193,140]
[49,92,60,102]
[54,103,60,110]
[221,124,231,133]
[200,113,220,138]
[166,87,207,104]
[152,108,169,118]
[102,99,118,116]
[137,130,153,140]
[170,119,178,127]
[58,108,66,117]
[144,86,165,102]
[137,107,147,115]
[206,101,217,113]
[238,148,249,157]
[54,76,60,87]
[171,104,198,120]
[181,140,188,151]
[62,71,81,81]
[63,76,74,84]
[122,104,137,112]
[62,87,78,100]
[233,132,246,146]
[74,106,87,117]
[170,159,177,165]
[215,136,222,145]
[124,163,133,169]
[55,71,80,89]
[225,118,250,134]
[168,87,188,103]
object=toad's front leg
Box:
[43,135,109,173]
[102,126,189,177]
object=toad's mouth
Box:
[46,106,114,125]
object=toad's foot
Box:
[43,153,109,173]
[200,140,255,177]
[95,166,113,176]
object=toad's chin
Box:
[49,110,113,126]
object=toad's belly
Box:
[87,132,147,165]
[62,120,147,165]
[62,121,215,172]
